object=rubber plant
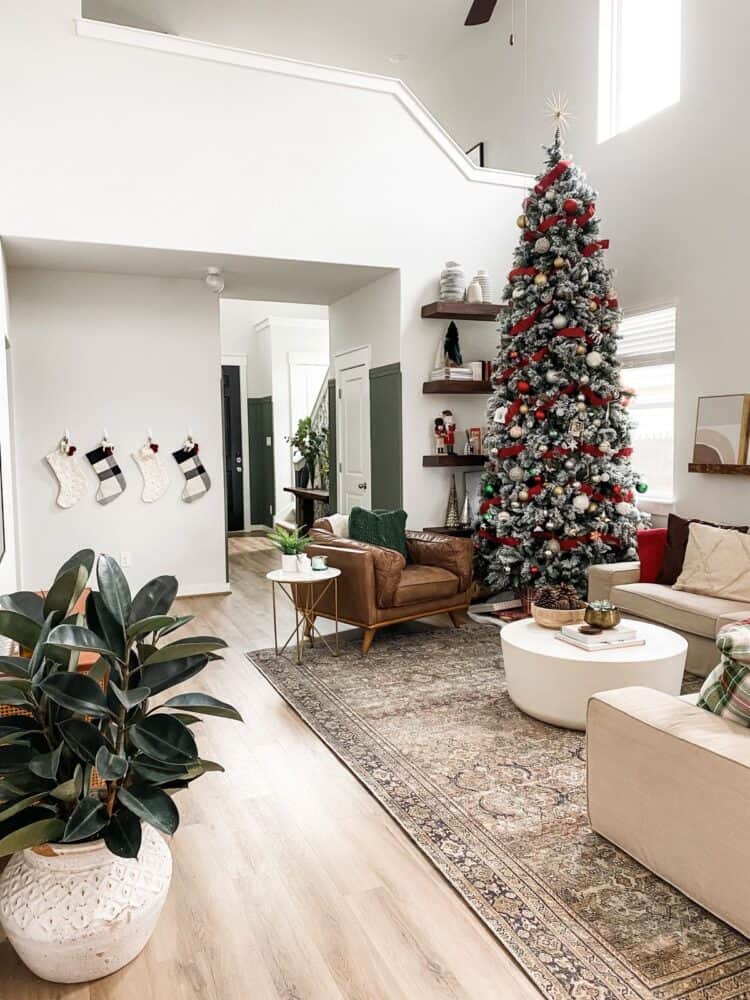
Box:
[0,549,241,859]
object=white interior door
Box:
[334,346,371,514]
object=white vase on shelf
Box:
[466,279,483,304]
[474,270,491,302]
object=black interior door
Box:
[222,365,244,532]
[248,396,275,527]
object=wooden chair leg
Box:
[448,610,465,628]
[361,628,377,655]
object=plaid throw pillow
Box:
[697,621,750,727]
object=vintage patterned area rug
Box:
[249,625,750,1000]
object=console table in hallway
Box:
[283,486,330,533]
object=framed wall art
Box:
[692,394,750,466]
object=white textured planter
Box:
[281,553,297,573]
[0,823,171,984]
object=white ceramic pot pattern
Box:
[281,553,298,573]
[0,823,172,984]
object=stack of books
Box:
[556,622,645,651]
[431,366,474,381]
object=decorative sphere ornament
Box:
[600,472,610,482]
[511,501,521,511]
[519,403,529,414]
[553,256,565,269]
[535,408,546,421]
[483,482,495,497]
[552,314,568,330]
[530,566,540,576]
[579,373,590,384]
[547,539,561,555]
[512,285,526,300]
[564,459,575,471]
[533,273,548,287]
[509,425,524,440]
[509,466,524,482]
[615,501,633,516]
[490,448,499,457]
[592,474,601,483]
[517,380,531,394]
[576,402,586,413]
[586,351,603,368]
[552,485,565,497]
[516,213,527,228]
[534,237,551,254]
[576,345,587,356]
[540,290,554,304]
[577,393,586,402]
[518,490,530,502]
[563,198,579,214]
[483,511,494,522]
[497,510,511,522]
[545,370,559,384]
[572,494,589,512]
[588,300,599,312]
[636,481,649,494]
[587,501,599,513]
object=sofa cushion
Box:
[392,564,458,607]
[698,622,750,727]
[612,582,750,639]
[674,522,750,603]
[657,513,748,586]
[349,507,408,559]
[636,528,667,583]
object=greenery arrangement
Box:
[287,416,327,488]
[0,550,241,860]
[267,525,310,556]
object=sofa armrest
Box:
[587,561,640,602]
[405,531,473,592]
[587,687,750,937]
[307,530,404,608]
[304,543,378,624]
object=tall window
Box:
[618,307,676,501]
[598,0,681,142]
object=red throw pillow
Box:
[637,528,667,583]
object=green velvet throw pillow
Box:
[348,507,408,559]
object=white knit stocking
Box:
[46,449,87,509]
[132,445,170,503]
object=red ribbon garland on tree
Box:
[583,239,610,257]
[510,306,543,336]
[534,160,570,194]
[508,266,538,280]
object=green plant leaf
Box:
[0,745,35,773]
[50,764,84,800]
[0,657,31,679]
[0,730,36,747]
[43,564,89,620]
[130,715,197,764]
[0,816,65,858]
[117,785,179,835]
[0,609,42,650]
[45,624,116,660]
[157,614,194,638]
[86,592,126,662]
[166,712,202,726]
[0,772,54,803]
[126,616,176,641]
[97,554,132,627]
[0,792,50,823]
[54,548,95,583]
[139,654,208,697]
[0,679,34,708]
[59,719,107,764]
[0,592,45,624]
[95,745,127,781]
[143,637,227,666]
[87,658,110,685]
[28,742,63,780]
[158,693,243,722]
[40,673,111,718]
[186,759,225,778]
[129,759,190,784]
[109,681,150,711]
[104,807,142,858]
[129,576,178,624]
[62,796,108,843]
[28,614,58,679]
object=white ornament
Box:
[552,314,568,330]
[534,237,551,254]
[509,425,524,439]
[509,466,524,482]
[598,441,611,453]
[615,501,633,517]
[547,539,561,554]
[579,374,590,384]
[545,370,559,384]
[600,472,610,482]
[497,510,511,523]
[572,494,589,512]
[586,351,603,368]
[540,291,554,304]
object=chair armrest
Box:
[405,531,473,593]
[587,561,640,602]
[304,543,378,624]
[307,530,404,609]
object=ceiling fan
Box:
[465,0,498,26]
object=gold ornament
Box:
[552,485,564,497]
[588,299,598,312]
[533,273,548,286]
[519,404,529,414]
[575,344,586,355]
[553,256,565,269]
[516,214,527,229]
[518,489,530,502]
[587,501,599,513]
[576,402,586,412]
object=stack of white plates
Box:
[439,261,465,302]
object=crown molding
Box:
[75,18,532,191]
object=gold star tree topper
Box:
[544,93,575,135]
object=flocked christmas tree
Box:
[474,117,648,595]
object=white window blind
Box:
[618,306,676,367]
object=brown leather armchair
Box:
[302,517,473,654]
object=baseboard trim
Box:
[178,582,231,597]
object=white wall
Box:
[0,243,18,594]
[9,268,226,594]
[418,0,750,524]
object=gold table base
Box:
[271,577,340,665]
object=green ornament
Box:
[483,511,494,522]
[635,481,648,494]
[484,483,495,497]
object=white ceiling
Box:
[2,237,393,304]
[81,0,483,82]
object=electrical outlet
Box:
[120,551,132,568]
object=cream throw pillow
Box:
[673,522,750,601]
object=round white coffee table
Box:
[500,618,687,730]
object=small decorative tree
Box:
[474,124,648,595]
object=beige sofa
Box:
[587,686,750,938]
[588,562,750,677]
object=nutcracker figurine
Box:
[442,410,456,455]
[433,416,446,455]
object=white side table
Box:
[500,618,687,730]
[266,567,341,665]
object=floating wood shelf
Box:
[422,380,491,394]
[688,463,750,476]
[421,301,505,321]
[423,454,487,467]
[423,525,474,537]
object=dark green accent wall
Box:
[247,396,275,527]
[327,378,337,513]
[369,363,403,509]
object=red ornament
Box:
[613,484,622,494]
[517,380,531,394]
[534,409,546,421]
[530,566,540,576]
[563,198,579,214]
[510,350,519,359]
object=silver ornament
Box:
[545,370,559,384]
[540,290,554,304]
[534,236,551,254]
[586,351,603,368]
[509,425,524,439]
[509,466,524,482]
[572,494,589,512]
[552,314,568,330]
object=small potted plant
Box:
[0,549,241,983]
[268,525,310,572]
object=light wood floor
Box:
[0,541,539,1000]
